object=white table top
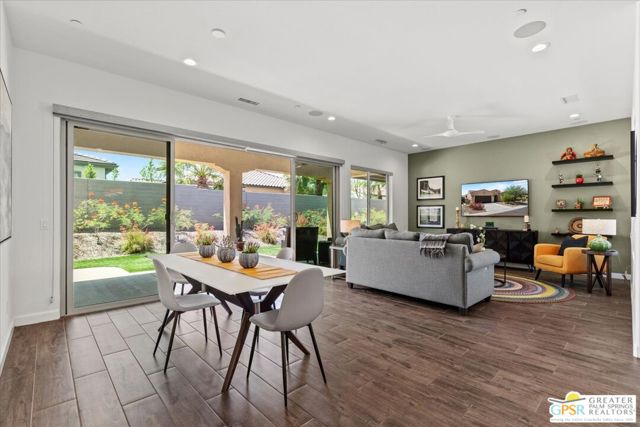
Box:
[150,254,343,295]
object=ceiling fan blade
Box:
[424,131,451,138]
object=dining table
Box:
[150,253,344,392]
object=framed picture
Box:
[417,176,445,200]
[592,195,612,209]
[417,205,444,228]
[0,68,11,243]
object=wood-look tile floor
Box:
[1,271,639,427]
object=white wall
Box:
[631,2,640,359]
[0,0,13,371]
[10,47,408,323]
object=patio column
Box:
[226,170,244,240]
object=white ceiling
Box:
[5,1,636,153]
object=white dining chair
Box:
[250,246,295,304]
[169,241,198,295]
[152,258,222,373]
[246,267,327,406]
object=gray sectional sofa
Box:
[345,230,500,314]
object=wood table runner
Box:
[178,252,297,280]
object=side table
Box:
[329,245,345,270]
[583,249,618,296]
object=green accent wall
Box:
[408,118,631,274]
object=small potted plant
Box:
[235,216,245,251]
[575,198,584,210]
[195,225,217,258]
[239,241,260,268]
[217,235,236,263]
[575,173,584,184]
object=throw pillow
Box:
[447,233,474,253]
[559,235,589,255]
[384,230,419,241]
[351,228,386,239]
[361,223,398,231]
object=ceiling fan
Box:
[425,116,485,138]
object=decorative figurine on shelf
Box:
[560,147,577,161]
[575,173,584,184]
[556,199,567,209]
[554,227,560,234]
[575,198,584,210]
[584,144,606,158]
[558,173,565,184]
[594,166,603,182]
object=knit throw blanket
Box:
[419,233,451,258]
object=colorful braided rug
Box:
[493,274,575,303]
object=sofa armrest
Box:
[465,249,500,272]
[563,247,588,272]
[535,243,560,258]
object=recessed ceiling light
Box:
[514,21,546,38]
[531,42,550,53]
[210,28,227,39]
[327,116,336,121]
[375,139,388,145]
[412,144,419,148]
[183,58,197,66]
[70,18,82,25]
[308,110,323,117]
[569,113,581,120]
[515,8,527,15]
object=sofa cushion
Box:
[351,228,386,239]
[447,233,474,253]
[362,222,398,231]
[559,235,588,255]
[536,254,564,268]
[384,230,419,241]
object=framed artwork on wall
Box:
[0,68,12,243]
[417,205,444,228]
[592,195,612,209]
[417,176,445,200]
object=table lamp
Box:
[582,219,616,252]
[340,219,361,236]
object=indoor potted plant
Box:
[195,226,217,258]
[239,241,260,268]
[575,173,584,184]
[575,198,584,209]
[235,216,245,251]
[217,235,236,263]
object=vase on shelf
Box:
[588,235,611,252]
[575,174,584,184]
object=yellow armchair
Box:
[534,235,603,287]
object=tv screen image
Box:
[461,179,529,217]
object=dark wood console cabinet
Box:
[446,228,538,269]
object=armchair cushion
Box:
[559,235,588,255]
[536,255,564,268]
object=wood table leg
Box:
[222,311,251,392]
[587,255,594,293]
[219,301,232,316]
[605,256,612,296]
[285,331,310,355]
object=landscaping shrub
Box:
[468,202,485,211]
[296,209,328,237]
[73,197,118,233]
[242,204,287,230]
[121,228,155,254]
[254,222,279,245]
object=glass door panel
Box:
[295,162,335,265]
[368,172,388,225]
[350,169,368,225]
[69,125,169,312]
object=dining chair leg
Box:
[247,325,259,378]
[285,335,290,365]
[164,313,180,373]
[308,323,327,383]
[202,308,208,341]
[280,332,288,407]
[211,305,222,355]
[154,309,170,356]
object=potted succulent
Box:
[239,241,260,268]
[235,216,245,251]
[217,235,236,263]
[195,224,217,258]
[575,173,584,184]
[575,198,584,210]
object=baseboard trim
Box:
[14,309,60,327]
[612,272,630,281]
[0,320,15,376]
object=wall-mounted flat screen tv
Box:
[461,179,529,217]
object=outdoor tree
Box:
[110,166,119,181]
[501,185,528,203]
[139,159,165,182]
[190,164,224,189]
[83,163,97,179]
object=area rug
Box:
[492,274,575,303]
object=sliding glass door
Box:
[66,123,171,314]
[350,168,390,226]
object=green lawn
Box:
[257,244,282,256]
[74,253,155,273]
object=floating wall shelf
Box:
[552,155,614,165]
[551,208,613,212]
[552,181,613,188]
